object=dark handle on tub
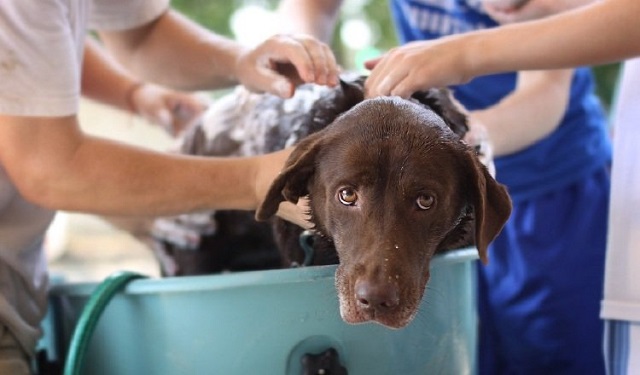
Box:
[300,347,348,375]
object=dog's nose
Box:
[354,279,400,312]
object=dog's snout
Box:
[354,278,400,312]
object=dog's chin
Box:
[336,287,419,329]
[337,295,417,329]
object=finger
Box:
[363,56,382,70]
[241,54,296,98]
[366,72,396,98]
[371,71,411,98]
[291,36,340,86]
[389,76,419,99]
[319,43,340,86]
[268,35,317,83]
[365,56,409,98]
[283,35,340,86]
[268,35,341,89]
[295,37,330,84]
[363,55,389,96]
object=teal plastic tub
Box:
[45,248,478,375]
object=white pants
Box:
[0,325,31,375]
[605,320,640,375]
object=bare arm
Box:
[482,0,598,24]
[81,37,138,112]
[277,0,344,42]
[465,0,579,156]
[0,115,291,218]
[82,37,205,134]
[365,0,640,97]
[98,10,339,96]
[98,10,243,91]
[474,0,638,72]
[469,69,573,156]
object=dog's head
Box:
[256,83,511,329]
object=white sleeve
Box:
[89,0,170,31]
[0,0,81,116]
[0,0,171,117]
[601,58,640,323]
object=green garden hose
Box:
[63,271,147,375]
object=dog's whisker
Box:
[425,284,446,301]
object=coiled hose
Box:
[63,271,147,375]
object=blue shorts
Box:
[478,167,610,375]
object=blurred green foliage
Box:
[171,0,235,35]
[171,0,620,110]
[593,63,621,111]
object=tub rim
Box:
[49,247,477,297]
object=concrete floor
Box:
[46,99,174,283]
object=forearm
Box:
[98,10,243,91]
[0,115,262,216]
[277,0,343,42]
[45,139,258,215]
[469,69,573,156]
[468,0,640,76]
[81,37,140,113]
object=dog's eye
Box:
[416,194,434,210]
[338,188,358,206]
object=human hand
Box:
[253,148,313,229]
[364,37,472,98]
[130,83,208,136]
[483,0,595,24]
[463,121,496,177]
[235,34,340,98]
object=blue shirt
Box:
[390,0,612,203]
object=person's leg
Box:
[478,168,610,375]
[604,320,640,375]
[628,322,640,374]
[0,325,32,375]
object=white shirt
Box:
[601,58,640,323]
[0,0,169,356]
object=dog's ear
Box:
[255,133,324,221]
[440,148,512,263]
[339,76,366,102]
[303,76,365,134]
[464,150,512,264]
[255,76,365,221]
[411,88,468,139]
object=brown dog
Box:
[150,76,512,329]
